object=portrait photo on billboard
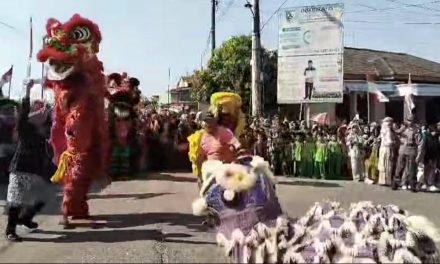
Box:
[277,53,343,104]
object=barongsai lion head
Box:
[192,156,282,239]
[37,14,102,82]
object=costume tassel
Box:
[51,151,74,183]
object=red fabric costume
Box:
[37,14,109,220]
[106,72,139,178]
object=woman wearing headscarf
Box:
[346,120,365,181]
[364,122,381,184]
[377,117,397,186]
[5,79,56,242]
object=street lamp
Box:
[244,1,254,16]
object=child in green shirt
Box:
[302,132,315,178]
[327,134,343,180]
[314,133,328,179]
[293,134,304,177]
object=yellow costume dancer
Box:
[188,92,246,183]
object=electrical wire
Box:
[0,20,17,30]
[385,0,440,13]
[217,0,234,22]
[260,0,440,31]
[200,29,212,67]
[345,19,440,25]
[347,0,440,16]
[261,0,288,31]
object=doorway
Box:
[426,97,440,125]
[385,99,404,124]
[335,93,350,123]
[356,93,368,122]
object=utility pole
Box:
[211,0,216,53]
[251,0,262,116]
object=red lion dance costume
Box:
[37,14,109,225]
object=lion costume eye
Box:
[71,27,91,42]
[43,36,50,46]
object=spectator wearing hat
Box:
[392,115,422,192]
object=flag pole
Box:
[41,36,46,100]
[8,81,11,99]
[8,65,13,99]
[41,64,44,99]
[27,16,33,80]
[366,74,370,124]
[167,68,170,105]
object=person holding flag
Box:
[5,79,56,242]
[0,66,13,98]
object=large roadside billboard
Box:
[277,3,344,104]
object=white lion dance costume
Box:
[192,156,440,263]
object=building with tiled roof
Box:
[304,47,440,124]
[344,47,440,83]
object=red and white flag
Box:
[405,93,416,112]
[366,74,389,102]
[1,66,13,83]
[311,112,329,125]
[405,73,416,112]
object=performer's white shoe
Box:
[428,186,439,192]
[364,178,374,185]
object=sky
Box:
[0,0,439,100]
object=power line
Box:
[385,0,440,13]
[261,0,288,31]
[217,0,234,22]
[345,19,440,25]
[260,0,440,31]
[0,20,17,30]
[200,29,212,68]
[348,0,440,14]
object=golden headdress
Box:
[209,92,245,137]
[209,92,242,116]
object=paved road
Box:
[0,173,439,263]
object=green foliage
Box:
[141,96,158,109]
[208,35,252,108]
[0,97,20,107]
[261,50,278,106]
[189,70,208,103]
[190,35,252,108]
[190,35,277,112]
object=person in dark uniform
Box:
[392,115,422,192]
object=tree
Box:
[190,35,277,113]
[261,50,278,110]
[189,70,208,103]
[190,35,252,109]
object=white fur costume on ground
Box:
[192,156,440,263]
